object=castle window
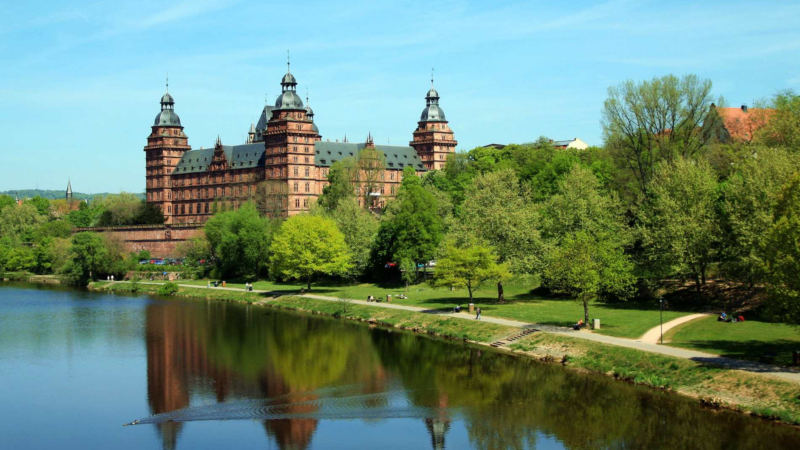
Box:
[168,206,171,213]
[303,199,308,207]
[189,204,193,214]
[305,167,309,177]
[390,172,395,180]
[380,186,384,194]
[391,185,396,194]
[294,167,298,176]
[295,198,300,208]
[293,182,298,192]
[305,157,309,163]
[293,156,298,162]
[304,183,309,192]
[205,203,209,213]
[181,205,185,214]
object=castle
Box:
[144,63,457,224]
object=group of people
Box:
[245,283,254,292]
[718,312,745,323]
[105,275,115,282]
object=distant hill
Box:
[0,189,145,201]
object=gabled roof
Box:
[314,141,426,171]
[718,106,774,142]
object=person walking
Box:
[475,307,481,320]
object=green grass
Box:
[509,332,800,424]
[664,316,800,367]
[158,278,690,338]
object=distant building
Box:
[66,179,73,202]
[551,138,589,150]
[482,138,589,151]
[145,64,457,224]
[714,104,774,143]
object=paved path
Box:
[117,281,800,382]
[639,313,710,344]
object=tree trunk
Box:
[694,274,702,292]
[497,280,505,303]
[583,296,589,327]
[468,281,473,303]
[307,276,311,292]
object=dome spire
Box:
[166,72,169,93]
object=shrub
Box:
[157,282,179,296]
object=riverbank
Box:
[89,280,800,426]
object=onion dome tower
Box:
[144,76,190,223]
[305,90,320,136]
[410,70,457,170]
[263,54,320,217]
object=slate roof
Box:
[173,142,424,174]
[314,142,426,171]
[173,143,266,174]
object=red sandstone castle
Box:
[145,64,457,224]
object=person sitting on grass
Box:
[573,319,584,330]
[738,315,745,322]
[718,312,727,322]
[454,304,461,313]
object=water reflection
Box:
[142,299,800,450]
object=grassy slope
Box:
[664,315,800,367]
[510,333,800,424]
[163,278,690,339]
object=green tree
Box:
[541,165,634,322]
[353,147,387,209]
[638,157,720,291]
[317,161,356,212]
[544,231,635,326]
[0,203,45,241]
[0,195,15,211]
[721,147,799,286]
[758,90,800,148]
[63,232,109,285]
[765,174,800,325]
[204,202,274,278]
[377,167,442,280]
[323,197,379,279]
[452,169,543,302]
[28,196,51,217]
[269,214,351,290]
[602,74,718,196]
[432,240,510,303]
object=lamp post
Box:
[659,297,664,344]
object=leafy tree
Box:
[32,219,73,242]
[323,197,379,279]
[63,232,109,285]
[541,165,634,322]
[452,169,543,301]
[0,195,15,211]
[134,201,165,225]
[94,193,142,226]
[758,90,800,148]
[765,174,800,325]
[137,250,151,261]
[252,179,289,218]
[544,231,635,325]
[269,214,351,290]
[721,147,799,286]
[432,240,510,303]
[204,202,274,278]
[3,246,35,272]
[67,202,101,227]
[638,157,720,291]
[377,167,442,280]
[48,238,72,274]
[27,196,51,217]
[317,161,356,212]
[0,203,45,241]
[602,74,718,196]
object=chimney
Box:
[741,104,748,112]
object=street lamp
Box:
[659,297,664,344]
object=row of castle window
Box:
[294,198,309,208]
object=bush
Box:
[157,282,179,296]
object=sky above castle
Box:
[1,0,799,193]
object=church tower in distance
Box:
[144,80,190,223]
[410,74,457,170]
[263,59,321,216]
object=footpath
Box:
[130,281,800,383]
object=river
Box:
[0,283,798,449]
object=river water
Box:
[0,283,798,449]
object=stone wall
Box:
[73,225,203,257]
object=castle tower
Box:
[66,179,73,202]
[144,78,190,223]
[263,57,319,216]
[247,122,256,144]
[410,73,457,170]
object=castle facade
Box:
[144,65,457,224]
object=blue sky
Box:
[1,0,799,193]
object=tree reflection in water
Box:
[144,300,800,450]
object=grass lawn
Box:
[664,315,800,367]
[147,278,691,339]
